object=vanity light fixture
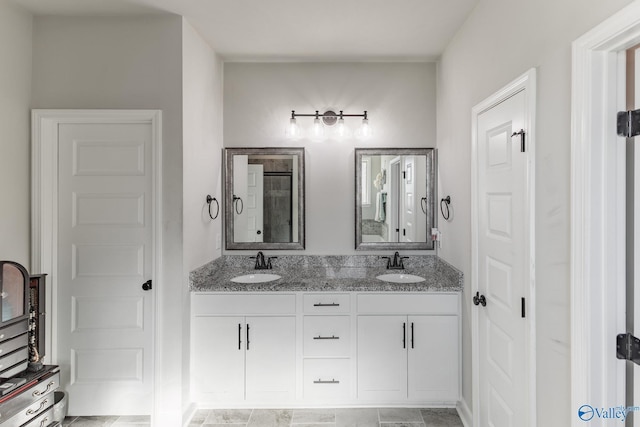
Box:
[286,110,370,141]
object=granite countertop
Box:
[189,255,463,292]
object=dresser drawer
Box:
[22,406,53,427]
[0,321,28,342]
[303,359,350,400]
[303,294,350,313]
[0,334,28,359]
[357,293,459,314]
[192,293,295,315]
[0,371,60,421]
[0,348,28,377]
[303,316,350,357]
[2,394,53,426]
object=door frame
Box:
[570,4,640,425]
[471,69,537,427]
[31,109,162,417]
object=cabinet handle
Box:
[403,322,406,349]
[246,323,250,350]
[39,418,49,427]
[238,323,242,350]
[411,322,414,349]
[26,399,48,415]
[313,302,339,307]
[313,335,339,340]
[313,379,339,384]
[32,381,55,397]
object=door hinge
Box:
[616,333,640,365]
[617,110,640,138]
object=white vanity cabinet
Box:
[356,293,460,404]
[191,293,296,403]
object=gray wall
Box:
[436,0,633,424]
[0,1,32,267]
[223,62,436,254]
[31,15,187,425]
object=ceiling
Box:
[16,0,479,61]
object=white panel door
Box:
[408,315,459,401]
[57,123,154,415]
[245,316,295,401]
[246,164,264,243]
[401,156,416,242]
[357,315,407,401]
[191,316,245,401]
[476,90,528,426]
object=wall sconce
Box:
[286,110,371,141]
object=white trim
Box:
[571,4,640,425]
[470,68,537,427]
[31,109,163,421]
[456,397,472,427]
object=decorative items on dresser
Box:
[0,261,60,426]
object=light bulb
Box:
[286,117,301,139]
[358,117,372,140]
[312,116,324,141]
[335,116,347,140]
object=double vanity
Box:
[189,146,461,408]
[189,254,462,408]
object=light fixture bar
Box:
[291,110,367,119]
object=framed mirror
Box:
[224,147,305,250]
[355,148,436,250]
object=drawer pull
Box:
[26,399,48,415]
[32,381,55,397]
[313,302,339,307]
[313,379,340,384]
[39,417,49,427]
[313,335,339,340]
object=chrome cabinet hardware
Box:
[39,417,49,427]
[32,381,55,397]
[402,322,406,349]
[411,322,414,349]
[246,324,250,350]
[313,379,339,384]
[238,323,242,350]
[313,335,339,340]
[313,302,339,307]
[26,399,48,415]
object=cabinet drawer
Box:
[357,293,459,314]
[303,316,350,357]
[193,294,295,315]
[0,321,28,342]
[0,371,60,421]
[303,294,350,313]
[303,359,350,400]
[0,347,28,376]
[22,406,54,427]
[2,394,53,426]
[0,334,27,358]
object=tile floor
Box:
[63,408,463,427]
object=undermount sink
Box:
[230,273,281,284]
[376,273,425,284]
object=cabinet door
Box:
[357,315,407,401]
[408,315,459,402]
[192,316,245,401]
[245,316,296,401]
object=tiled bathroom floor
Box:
[63,408,463,427]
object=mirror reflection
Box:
[225,148,305,250]
[355,148,435,250]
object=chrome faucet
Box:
[251,251,276,270]
[381,251,408,270]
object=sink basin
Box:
[376,273,425,284]
[230,273,281,284]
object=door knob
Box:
[142,280,152,291]
[473,291,486,306]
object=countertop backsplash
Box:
[189,255,462,292]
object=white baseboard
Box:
[182,402,198,427]
[457,398,472,427]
